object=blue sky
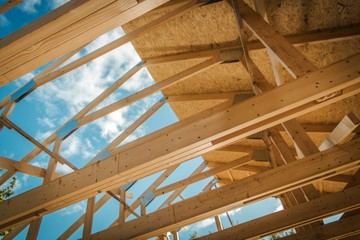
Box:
[0,1,343,239]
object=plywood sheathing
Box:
[122,0,360,194]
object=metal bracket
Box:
[140,190,155,207]
[11,80,36,102]
[57,119,79,140]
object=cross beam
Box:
[0,53,359,230]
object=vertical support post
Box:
[83,197,96,239]
[26,139,63,240]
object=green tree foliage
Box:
[190,230,199,240]
[0,176,17,236]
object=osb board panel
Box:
[266,0,360,35]
[202,151,249,164]
[169,99,227,119]
[122,1,240,58]
[122,0,360,188]
[148,61,252,96]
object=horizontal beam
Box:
[280,214,360,240]
[166,91,253,102]
[197,186,360,240]
[153,156,252,196]
[0,54,359,230]
[0,116,77,169]
[0,157,46,178]
[78,55,224,126]
[247,23,360,51]
[90,139,360,239]
[0,0,175,84]
[144,24,360,66]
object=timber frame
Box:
[0,0,359,239]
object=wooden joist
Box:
[0,157,46,178]
[280,214,360,240]
[0,53,359,230]
[196,186,360,240]
[78,55,225,126]
[0,0,175,84]
[0,0,23,14]
[90,139,360,239]
[153,156,251,196]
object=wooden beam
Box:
[0,0,202,88]
[319,113,360,151]
[0,0,175,83]
[0,44,84,110]
[0,0,111,57]
[214,216,223,231]
[0,0,23,14]
[0,116,76,169]
[196,186,360,240]
[156,162,207,210]
[26,139,63,240]
[83,197,95,239]
[58,194,112,240]
[25,218,42,240]
[166,91,253,102]
[0,157,46,178]
[248,23,360,51]
[78,56,223,126]
[153,156,251,196]
[0,61,143,186]
[280,214,360,240]
[89,140,360,239]
[234,0,318,78]
[1,54,359,230]
[89,99,165,163]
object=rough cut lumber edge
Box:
[90,139,360,239]
[0,53,359,230]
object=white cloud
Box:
[59,201,85,216]
[31,161,48,169]
[222,207,242,217]
[61,133,96,160]
[56,163,74,174]
[35,130,53,142]
[48,0,69,9]
[274,204,284,212]
[196,218,215,228]
[14,71,35,87]
[274,198,284,212]
[20,0,41,14]
[121,68,154,92]
[0,15,10,27]
[37,117,56,128]
[34,28,141,118]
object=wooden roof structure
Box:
[0,0,359,239]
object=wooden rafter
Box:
[0,0,176,84]
[1,53,358,230]
[0,0,23,14]
[90,139,360,239]
[196,186,360,240]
